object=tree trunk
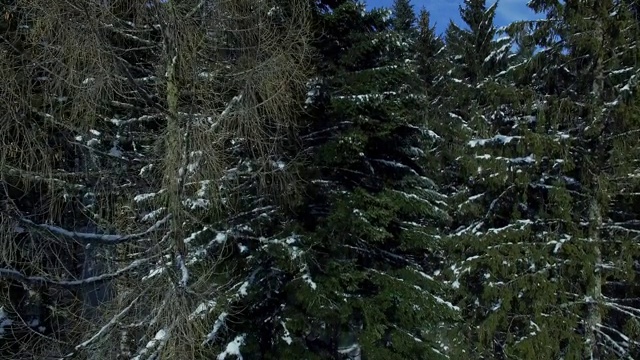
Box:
[584,14,605,359]
[585,197,603,360]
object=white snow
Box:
[484,42,511,64]
[432,294,460,311]
[334,90,400,102]
[301,266,317,290]
[134,192,159,203]
[548,234,571,254]
[143,328,168,353]
[217,335,245,360]
[196,180,211,198]
[155,329,168,341]
[190,301,217,320]
[215,232,228,243]
[427,130,440,139]
[338,343,362,359]
[509,154,536,164]
[610,67,634,75]
[182,198,210,210]
[458,192,485,208]
[468,135,521,147]
[142,267,165,281]
[184,227,209,244]
[218,95,243,123]
[238,281,249,296]
[304,77,322,105]
[381,8,392,22]
[259,235,303,259]
[19,215,169,245]
[280,321,293,345]
[372,159,419,176]
[139,164,154,176]
[203,312,229,345]
[141,207,166,222]
[267,6,280,17]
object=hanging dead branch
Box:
[0,0,311,358]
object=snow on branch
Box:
[217,335,246,360]
[603,301,640,318]
[215,94,243,129]
[66,292,144,357]
[468,134,522,148]
[0,257,154,288]
[16,215,171,245]
[594,326,634,360]
[202,312,229,345]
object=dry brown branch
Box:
[0,0,311,358]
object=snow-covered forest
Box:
[0,0,639,359]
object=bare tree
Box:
[0,0,311,358]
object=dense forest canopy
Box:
[1,0,639,359]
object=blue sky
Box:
[366,0,540,36]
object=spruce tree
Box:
[437,0,551,358]
[415,8,445,89]
[522,0,640,358]
[445,0,640,358]
[391,0,415,34]
[445,0,506,85]
[437,0,515,209]
[159,1,457,359]
[288,1,458,358]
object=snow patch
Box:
[301,266,317,290]
[190,300,217,320]
[468,135,521,147]
[280,321,293,345]
[142,266,165,281]
[217,335,245,360]
[203,312,229,345]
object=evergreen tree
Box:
[159,1,457,359]
[391,0,415,34]
[435,0,514,206]
[445,0,507,85]
[446,0,640,358]
[388,0,417,67]
[4,1,639,359]
[522,0,640,358]
[437,0,512,188]
[437,0,550,358]
[287,1,458,358]
[415,8,445,88]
